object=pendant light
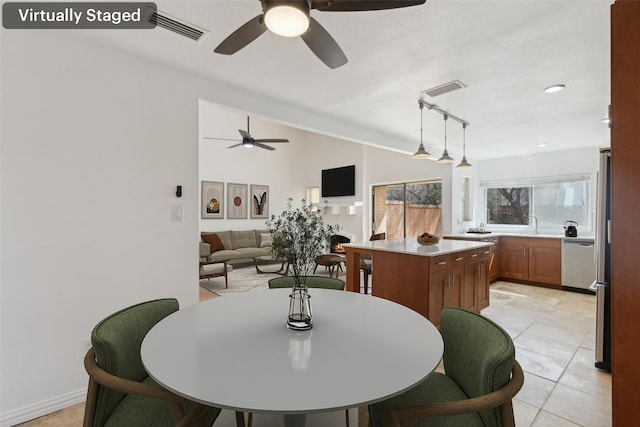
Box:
[436,114,454,164]
[411,102,431,159]
[456,123,473,168]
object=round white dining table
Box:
[141,288,443,427]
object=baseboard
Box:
[0,388,86,427]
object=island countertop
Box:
[343,237,493,257]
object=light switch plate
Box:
[172,205,184,221]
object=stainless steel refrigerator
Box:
[592,148,611,372]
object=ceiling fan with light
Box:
[214,0,427,69]
[204,116,289,151]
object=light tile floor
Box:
[17,280,611,426]
[485,281,611,427]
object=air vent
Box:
[149,12,207,42]
[423,80,467,97]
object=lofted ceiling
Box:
[83,0,612,160]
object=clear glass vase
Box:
[287,286,313,330]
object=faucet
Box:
[528,215,538,234]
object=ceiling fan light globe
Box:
[243,141,254,148]
[264,5,309,37]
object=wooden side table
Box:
[313,254,345,278]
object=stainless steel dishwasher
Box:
[561,238,597,292]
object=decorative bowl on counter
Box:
[417,236,440,245]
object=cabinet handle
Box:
[438,261,448,266]
[471,253,478,258]
[523,248,527,257]
[455,257,464,262]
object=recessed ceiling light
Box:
[544,84,565,94]
[537,142,548,148]
[601,117,611,124]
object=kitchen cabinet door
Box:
[477,253,491,310]
[456,254,477,313]
[487,238,501,282]
[428,269,460,327]
[500,237,529,280]
[528,240,561,286]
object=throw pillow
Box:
[202,233,225,253]
[260,233,273,248]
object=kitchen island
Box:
[343,238,494,326]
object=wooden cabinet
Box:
[461,252,478,313]
[486,237,501,282]
[427,250,489,326]
[501,237,530,280]
[611,1,640,422]
[344,241,492,326]
[444,236,500,283]
[476,248,491,310]
[501,237,561,287]
[428,267,460,327]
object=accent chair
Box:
[82,298,225,427]
[368,307,524,427]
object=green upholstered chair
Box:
[82,298,223,427]
[368,307,524,427]
[268,275,345,290]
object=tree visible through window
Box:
[487,187,530,225]
[484,178,589,229]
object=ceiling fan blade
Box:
[214,15,266,55]
[227,143,243,149]
[239,129,251,138]
[254,143,276,151]
[301,17,348,69]
[204,137,240,142]
[254,138,289,143]
[312,0,426,11]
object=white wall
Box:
[302,133,367,242]
[1,31,204,424]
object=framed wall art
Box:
[201,181,224,219]
[227,183,248,219]
[250,184,269,219]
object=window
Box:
[482,175,590,230]
[486,187,530,225]
[372,180,442,239]
[306,187,320,205]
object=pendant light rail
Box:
[418,100,470,127]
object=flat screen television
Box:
[321,165,355,197]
